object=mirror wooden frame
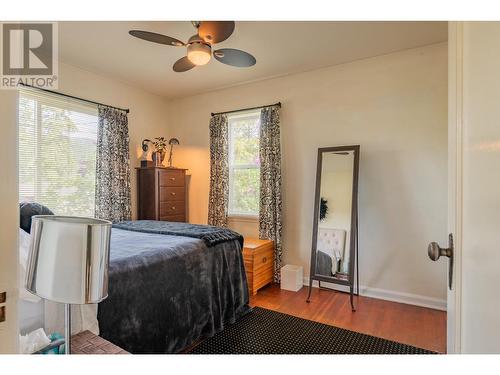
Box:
[306,145,360,311]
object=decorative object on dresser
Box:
[136,166,188,222]
[242,238,274,295]
[167,138,180,168]
[151,136,168,167]
[26,216,112,355]
[140,139,153,168]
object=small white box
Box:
[280,265,303,292]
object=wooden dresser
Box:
[243,238,274,295]
[136,167,187,222]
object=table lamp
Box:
[167,137,180,168]
[25,216,112,354]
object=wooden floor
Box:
[250,284,447,353]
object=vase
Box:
[152,151,165,167]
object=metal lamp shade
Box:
[26,216,112,305]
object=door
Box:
[441,21,500,354]
[0,89,19,353]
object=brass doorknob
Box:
[428,234,454,290]
[428,242,452,261]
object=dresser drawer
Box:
[159,170,184,187]
[159,186,185,202]
[160,214,186,222]
[160,201,185,216]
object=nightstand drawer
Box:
[253,249,273,273]
[253,266,274,290]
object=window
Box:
[228,110,261,217]
[18,88,98,217]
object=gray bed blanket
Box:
[113,220,243,248]
[97,226,250,353]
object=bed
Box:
[19,204,250,354]
[98,220,250,354]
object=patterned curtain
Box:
[259,106,283,282]
[95,106,132,223]
[208,114,229,227]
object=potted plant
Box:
[152,137,167,166]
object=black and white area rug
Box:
[188,307,435,354]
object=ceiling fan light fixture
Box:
[187,43,211,66]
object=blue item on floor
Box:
[34,333,65,354]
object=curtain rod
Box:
[211,102,281,117]
[18,83,130,114]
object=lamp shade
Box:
[26,216,112,305]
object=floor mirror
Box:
[306,145,359,311]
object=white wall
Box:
[457,22,500,353]
[167,43,448,306]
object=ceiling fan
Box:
[129,21,256,72]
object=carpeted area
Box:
[188,307,436,354]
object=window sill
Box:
[228,215,259,223]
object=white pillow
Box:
[19,229,41,303]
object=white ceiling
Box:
[58,21,447,99]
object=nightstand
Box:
[243,238,274,295]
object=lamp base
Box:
[64,303,71,354]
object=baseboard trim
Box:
[302,277,447,311]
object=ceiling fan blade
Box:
[213,48,256,67]
[198,21,235,43]
[129,30,185,46]
[173,56,196,72]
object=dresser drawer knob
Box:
[262,257,267,263]
[171,192,176,196]
[171,206,176,210]
[170,177,175,181]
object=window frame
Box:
[18,88,99,217]
[227,110,261,218]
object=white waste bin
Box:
[280,265,303,292]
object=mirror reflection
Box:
[315,150,354,280]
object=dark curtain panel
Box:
[208,114,229,227]
[95,106,131,223]
[259,105,283,282]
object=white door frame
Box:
[447,21,464,354]
[0,89,20,353]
